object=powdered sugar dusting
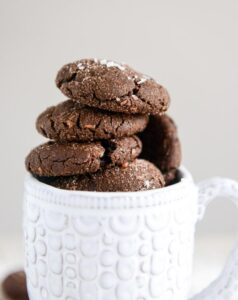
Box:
[137,78,147,84]
[77,63,85,70]
[132,95,139,100]
[100,59,125,71]
[144,180,151,189]
[137,78,147,85]
[137,74,151,85]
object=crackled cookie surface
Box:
[56,59,170,115]
[40,159,165,192]
[36,99,148,142]
[26,136,142,177]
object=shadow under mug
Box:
[23,166,238,300]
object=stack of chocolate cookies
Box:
[25,59,181,192]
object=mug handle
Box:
[190,177,238,300]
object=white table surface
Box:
[0,234,235,299]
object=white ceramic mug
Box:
[23,166,238,300]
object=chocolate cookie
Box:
[36,99,149,142]
[25,136,142,177]
[2,271,29,300]
[40,159,165,192]
[163,169,179,186]
[55,59,170,115]
[139,114,181,183]
[103,135,142,166]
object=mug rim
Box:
[24,166,196,210]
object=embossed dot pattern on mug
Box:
[24,196,195,300]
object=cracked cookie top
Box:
[39,159,165,192]
[36,99,149,142]
[55,58,170,115]
[25,136,142,177]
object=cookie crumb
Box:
[121,162,129,168]
[66,120,74,128]
[84,124,96,129]
[120,100,128,106]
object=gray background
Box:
[1,0,238,236]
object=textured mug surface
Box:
[23,167,198,300]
